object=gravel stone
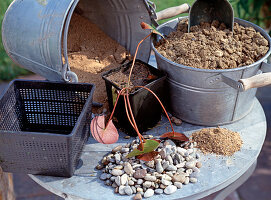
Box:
[133,193,142,200]
[144,176,157,182]
[124,186,133,195]
[196,162,203,168]
[172,174,186,183]
[111,169,124,176]
[185,161,196,168]
[144,189,154,198]
[156,161,164,173]
[114,154,121,164]
[164,185,177,194]
[154,189,164,194]
[112,145,122,153]
[119,185,126,195]
[137,179,144,185]
[121,174,128,185]
[115,176,121,186]
[100,173,108,180]
[184,177,190,185]
[134,169,147,179]
[166,165,177,171]
[174,182,183,189]
[161,179,172,186]
[129,180,135,186]
[121,148,130,153]
[124,162,133,175]
[190,177,198,183]
[143,181,152,188]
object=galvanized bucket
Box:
[2,0,189,82]
[152,17,271,126]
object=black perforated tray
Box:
[0,80,95,177]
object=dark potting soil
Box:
[156,20,269,70]
[106,62,158,89]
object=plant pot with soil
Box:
[102,59,166,135]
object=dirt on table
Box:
[67,13,129,113]
[191,127,243,156]
[106,62,157,89]
[156,20,269,70]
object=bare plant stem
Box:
[127,32,152,88]
[134,86,175,136]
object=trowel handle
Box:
[156,3,190,21]
[239,73,271,91]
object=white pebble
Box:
[164,185,177,194]
[144,189,154,198]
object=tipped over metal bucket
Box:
[152,17,271,126]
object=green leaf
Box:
[126,139,160,158]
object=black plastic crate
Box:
[0,80,95,177]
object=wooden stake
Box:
[0,167,15,200]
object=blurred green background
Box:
[0,0,270,81]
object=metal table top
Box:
[30,99,266,200]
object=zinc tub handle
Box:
[239,62,271,91]
[156,3,190,21]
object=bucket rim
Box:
[152,16,271,73]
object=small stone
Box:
[159,149,167,159]
[110,176,116,182]
[112,182,118,188]
[121,148,130,153]
[144,176,156,182]
[185,161,196,169]
[129,180,135,186]
[113,165,123,170]
[124,162,133,175]
[166,172,174,177]
[177,147,186,156]
[114,187,119,193]
[154,189,163,194]
[162,161,169,170]
[124,186,133,195]
[137,179,144,185]
[145,160,155,168]
[214,50,223,57]
[96,164,104,170]
[186,169,193,174]
[134,169,147,179]
[160,184,167,189]
[156,161,164,173]
[121,174,128,185]
[115,176,121,186]
[131,186,137,194]
[106,174,112,179]
[143,181,152,188]
[162,174,172,181]
[172,174,186,183]
[171,116,182,126]
[144,189,154,198]
[174,182,183,189]
[105,180,111,186]
[164,185,177,194]
[119,185,125,195]
[114,154,121,164]
[196,162,202,168]
[190,177,198,183]
[184,177,189,185]
[192,167,200,173]
[137,188,143,193]
[176,162,185,168]
[100,173,108,180]
[133,164,142,169]
[143,135,153,139]
[124,135,131,139]
[166,155,173,165]
[165,145,173,155]
[133,193,142,200]
[101,157,110,165]
[177,168,185,174]
[161,179,172,186]
[196,153,201,159]
[166,165,177,171]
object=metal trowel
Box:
[188,0,234,32]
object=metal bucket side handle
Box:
[239,62,271,91]
[222,62,271,92]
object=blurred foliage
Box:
[0,0,30,81]
[230,0,271,35]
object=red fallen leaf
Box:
[136,151,159,161]
[160,132,189,141]
[90,115,119,144]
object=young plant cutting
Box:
[91,22,189,162]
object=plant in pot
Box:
[90,22,189,161]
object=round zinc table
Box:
[30,99,266,200]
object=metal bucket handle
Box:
[222,62,271,91]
